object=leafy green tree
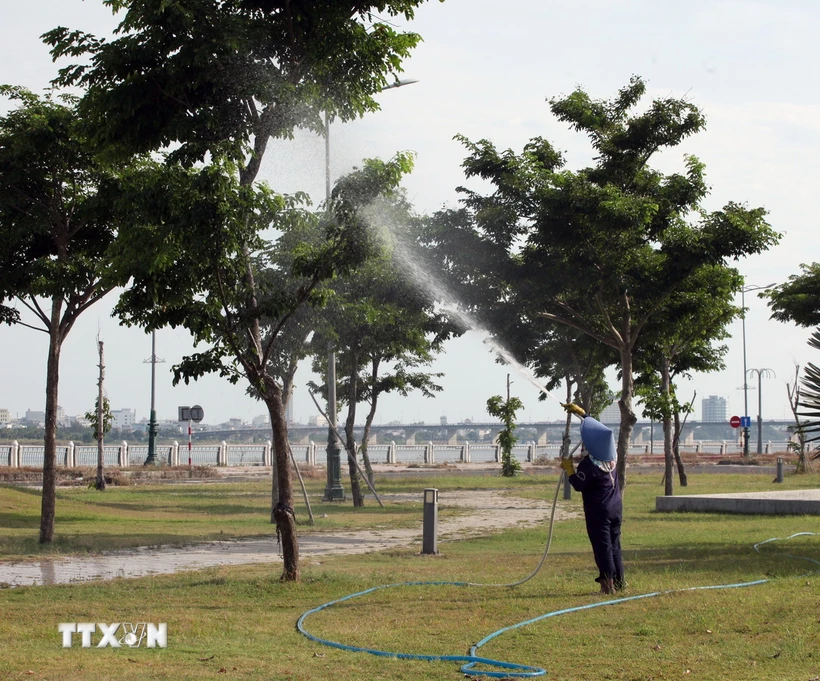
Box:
[45,0,428,171]
[634,264,742,493]
[111,155,410,578]
[486,380,523,477]
[447,77,779,487]
[0,87,133,542]
[309,192,449,503]
[84,398,113,440]
[46,0,434,580]
[765,263,820,327]
[763,264,820,461]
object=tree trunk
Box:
[672,410,688,487]
[616,343,637,490]
[264,378,299,581]
[360,357,381,486]
[344,350,364,508]
[661,358,674,496]
[270,376,296,520]
[269,445,279,523]
[96,340,106,491]
[39,308,63,544]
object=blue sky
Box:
[1,0,818,427]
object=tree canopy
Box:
[40,0,437,579]
[430,76,780,486]
[309,195,450,500]
[0,86,135,541]
[765,262,820,328]
[45,0,430,172]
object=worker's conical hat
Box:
[580,416,617,462]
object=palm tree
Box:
[797,329,820,461]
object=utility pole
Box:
[739,283,775,457]
[95,340,106,491]
[748,368,775,454]
[143,330,165,465]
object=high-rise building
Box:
[701,395,727,423]
[111,408,136,429]
[0,408,9,424]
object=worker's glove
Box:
[561,403,586,419]
[560,456,575,476]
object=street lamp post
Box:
[747,368,775,455]
[739,283,775,457]
[322,78,417,501]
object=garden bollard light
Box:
[776,457,784,483]
[422,488,438,555]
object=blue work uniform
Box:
[568,446,624,590]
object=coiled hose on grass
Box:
[297,472,819,678]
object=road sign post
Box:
[178,405,204,468]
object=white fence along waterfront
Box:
[0,439,766,469]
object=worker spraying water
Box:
[560,402,625,594]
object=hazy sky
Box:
[1,0,818,427]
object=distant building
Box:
[701,395,727,423]
[0,408,9,424]
[599,401,620,424]
[112,408,136,429]
[308,414,329,427]
[286,397,294,425]
[24,409,45,425]
[252,414,270,428]
[440,415,447,426]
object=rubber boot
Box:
[599,577,615,595]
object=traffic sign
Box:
[178,405,205,423]
[729,415,741,428]
[740,415,751,428]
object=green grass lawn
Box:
[0,471,818,680]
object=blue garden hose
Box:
[297,514,818,678]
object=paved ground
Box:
[657,488,820,514]
[0,488,578,587]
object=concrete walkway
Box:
[656,489,820,514]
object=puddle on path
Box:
[0,533,414,587]
[0,490,568,587]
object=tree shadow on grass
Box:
[0,512,40,528]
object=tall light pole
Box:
[739,283,775,457]
[143,330,165,465]
[323,78,418,501]
[747,368,775,454]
